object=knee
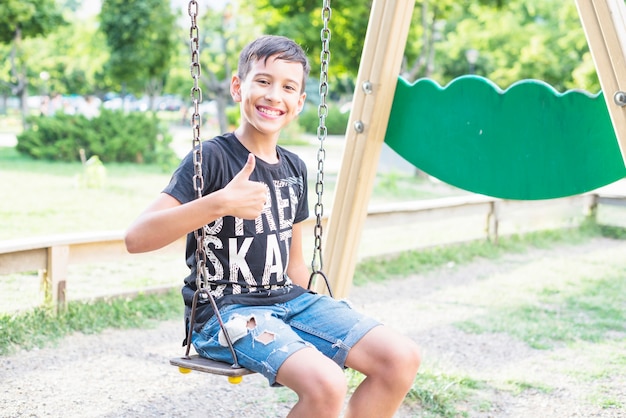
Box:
[385,340,421,388]
[405,341,422,376]
[309,367,348,403]
[300,367,348,412]
[278,348,348,411]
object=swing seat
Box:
[169,355,255,377]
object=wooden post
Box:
[44,245,69,311]
[576,0,626,165]
[317,0,416,298]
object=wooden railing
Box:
[1,193,623,312]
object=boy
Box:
[125,35,420,417]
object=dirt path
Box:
[2,237,625,417]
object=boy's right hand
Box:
[221,153,267,220]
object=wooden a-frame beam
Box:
[318,0,416,298]
[576,0,626,164]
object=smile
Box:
[258,106,283,117]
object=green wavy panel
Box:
[385,76,626,200]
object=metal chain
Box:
[311,0,331,276]
[184,1,241,367]
[188,1,207,291]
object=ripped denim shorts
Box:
[191,292,380,386]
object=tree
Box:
[252,0,372,100]
[26,13,110,97]
[194,2,262,133]
[252,1,599,95]
[422,1,598,92]
[100,0,177,110]
[0,0,64,126]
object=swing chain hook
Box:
[311,0,331,288]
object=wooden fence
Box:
[1,193,623,312]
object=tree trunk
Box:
[10,27,29,129]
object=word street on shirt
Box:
[202,176,304,294]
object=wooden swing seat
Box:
[170,355,255,377]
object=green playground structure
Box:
[385,75,626,200]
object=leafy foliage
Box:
[100,0,177,98]
[0,0,611,133]
[297,104,349,135]
[27,18,109,96]
[16,110,177,165]
[0,0,65,44]
[427,1,599,91]
[0,0,66,125]
[252,0,371,98]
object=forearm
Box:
[126,153,266,254]
[125,192,228,253]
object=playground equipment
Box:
[323,0,626,299]
[385,76,626,200]
[171,0,626,380]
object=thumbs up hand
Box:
[221,153,268,219]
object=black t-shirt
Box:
[163,133,309,330]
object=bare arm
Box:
[125,153,266,253]
[286,222,312,288]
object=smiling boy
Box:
[125,35,420,417]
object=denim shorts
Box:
[191,292,381,386]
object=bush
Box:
[16,110,177,165]
[298,104,349,135]
[226,106,240,128]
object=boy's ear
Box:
[230,75,242,102]
[297,92,306,113]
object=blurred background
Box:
[0,0,602,145]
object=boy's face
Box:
[231,55,306,137]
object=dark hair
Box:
[238,35,311,92]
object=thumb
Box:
[236,153,256,180]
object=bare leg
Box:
[276,347,348,418]
[344,326,421,418]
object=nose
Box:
[264,85,281,102]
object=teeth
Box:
[259,107,280,116]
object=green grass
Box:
[0,144,459,240]
[457,273,626,349]
[373,171,454,200]
[351,224,626,415]
[0,146,172,239]
[353,222,600,285]
[0,289,182,356]
[405,367,485,418]
[505,380,553,396]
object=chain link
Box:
[183,0,244,368]
[188,1,207,291]
[311,0,331,274]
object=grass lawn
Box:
[0,133,460,241]
[0,146,172,239]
